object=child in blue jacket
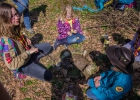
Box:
[86,45,134,100]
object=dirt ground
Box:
[0,0,140,100]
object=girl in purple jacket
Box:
[54,5,85,50]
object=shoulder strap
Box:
[134,31,140,56]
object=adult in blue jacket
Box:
[86,45,134,100]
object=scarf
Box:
[134,32,140,57]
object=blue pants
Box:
[86,89,99,100]
[19,43,53,81]
[67,33,85,44]
[12,0,31,30]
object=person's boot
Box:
[53,38,68,50]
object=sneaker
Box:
[16,73,27,79]
[26,29,35,34]
[13,70,26,79]
[30,33,43,45]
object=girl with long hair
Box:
[54,5,85,50]
[0,3,52,81]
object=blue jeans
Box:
[86,89,99,100]
[12,0,31,30]
[19,43,53,81]
[67,33,85,44]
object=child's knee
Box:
[81,35,85,41]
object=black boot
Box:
[53,38,68,50]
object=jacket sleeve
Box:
[123,32,138,49]
[3,43,30,70]
[91,73,132,99]
[74,18,83,34]
[97,83,129,99]
[89,82,131,100]
[57,19,66,35]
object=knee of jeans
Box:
[86,89,91,97]
[69,38,77,44]
[81,36,85,41]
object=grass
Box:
[82,88,87,94]
[51,78,64,90]
[0,67,2,74]
[23,98,32,100]
[25,80,38,86]
[20,87,28,93]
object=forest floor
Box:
[0,0,140,100]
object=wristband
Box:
[26,50,30,55]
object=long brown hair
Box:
[0,3,21,40]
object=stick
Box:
[30,44,56,65]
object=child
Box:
[0,3,52,81]
[54,5,85,50]
[86,45,134,100]
[123,28,140,69]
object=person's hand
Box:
[60,16,63,21]
[73,30,77,34]
[94,76,101,88]
[26,38,31,45]
[67,31,72,36]
[28,47,38,54]
[94,80,100,88]
[94,76,101,82]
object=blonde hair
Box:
[61,4,75,19]
[0,3,21,40]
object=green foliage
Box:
[20,87,28,93]
[72,43,81,48]
[0,67,2,74]
[50,26,56,31]
[51,78,64,89]
[82,88,87,94]
[35,92,40,96]
[23,98,32,100]
[25,80,38,86]
[46,62,51,69]
[29,0,36,4]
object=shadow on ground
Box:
[89,51,111,71]
[0,0,5,2]
[134,0,140,12]
[30,5,47,27]
[50,49,85,100]
[112,33,131,45]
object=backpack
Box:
[73,0,114,12]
